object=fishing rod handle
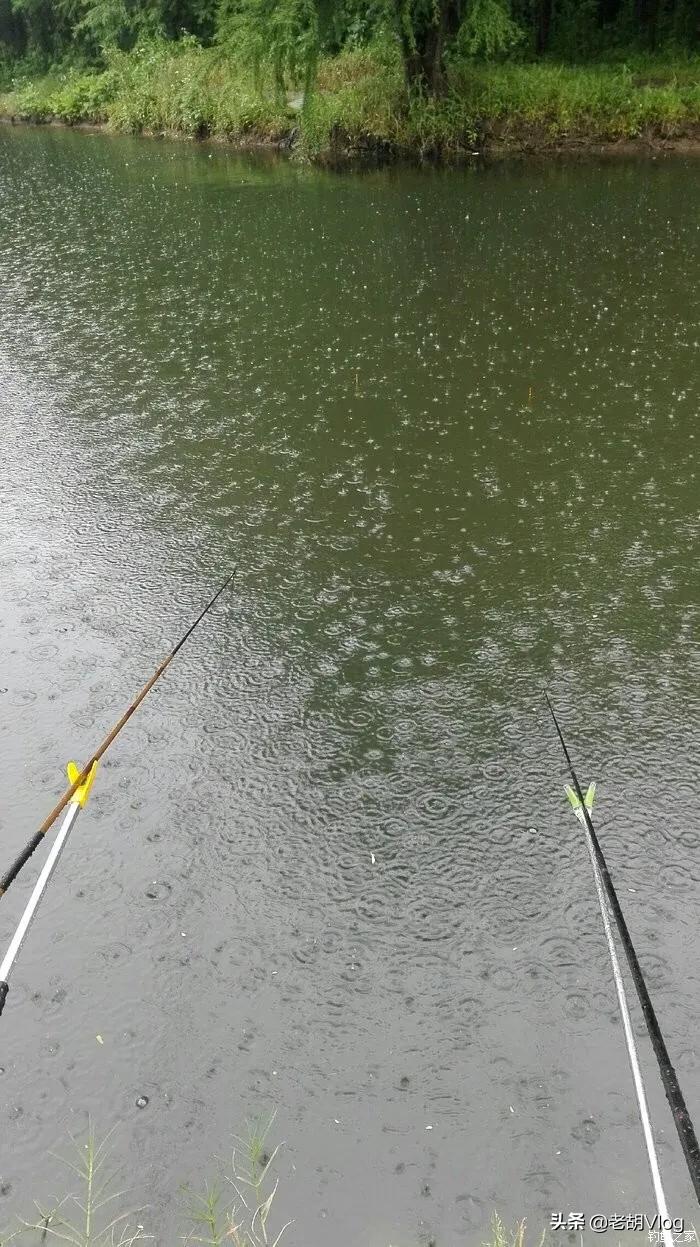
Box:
[0,982,7,1017]
[0,831,45,898]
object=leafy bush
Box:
[49,70,113,120]
[3,75,55,117]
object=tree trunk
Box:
[535,0,552,52]
[393,0,462,97]
[634,0,662,47]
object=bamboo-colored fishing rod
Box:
[0,569,236,902]
[545,691,700,1207]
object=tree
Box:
[0,0,25,54]
[534,0,551,51]
[217,0,336,100]
[391,0,462,94]
[391,0,525,95]
[9,0,80,56]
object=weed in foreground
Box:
[0,1121,149,1247]
[0,1116,550,1247]
[481,1213,546,1247]
[180,1109,292,1247]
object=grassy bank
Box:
[1,40,700,161]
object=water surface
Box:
[0,126,698,1245]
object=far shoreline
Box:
[3,111,700,167]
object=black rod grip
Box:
[0,830,45,897]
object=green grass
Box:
[0,1118,545,1247]
[451,58,700,140]
[1,39,699,159]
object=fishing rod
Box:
[565,779,674,1247]
[545,691,700,1210]
[0,762,97,1018]
[0,569,236,904]
[0,569,236,1016]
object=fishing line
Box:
[545,691,700,1207]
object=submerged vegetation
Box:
[0,1118,545,1247]
[0,0,699,158]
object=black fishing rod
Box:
[0,569,237,904]
[545,691,700,1206]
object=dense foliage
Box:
[1,0,698,94]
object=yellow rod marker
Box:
[66,760,98,808]
[0,762,98,1017]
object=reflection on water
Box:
[0,126,698,1244]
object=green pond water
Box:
[0,125,698,1245]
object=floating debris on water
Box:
[145,881,172,900]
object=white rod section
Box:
[572,801,674,1247]
[0,802,81,983]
